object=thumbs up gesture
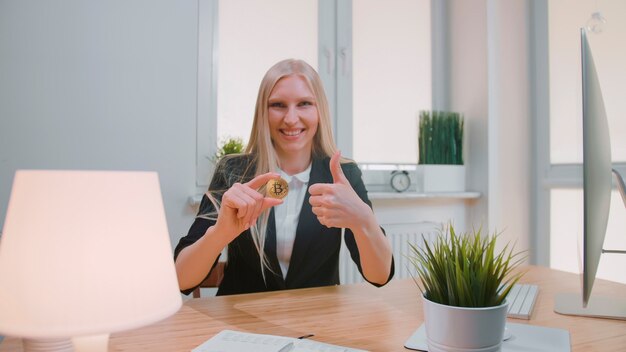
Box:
[308,151,373,229]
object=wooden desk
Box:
[1,266,625,351]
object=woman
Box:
[175,59,394,295]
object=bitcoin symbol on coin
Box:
[266,178,289,199]
[272,183,284,195]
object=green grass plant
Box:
[213,137,246,162]
[408,225,526,308]
[418,110,464,165]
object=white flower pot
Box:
[416,165,465,192]
[422,295,508,352]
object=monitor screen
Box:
[580,28,612,307]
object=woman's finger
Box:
[308,183,334,196]
[309,195,321,207]
[245,172,282,190]
[311,206,324,217]
[226,191,249,219]
[238,183,265,201]
[237,185,263,225]
[263,197,283,209]
[309,194,335,208]
[247,195,264,227]
[224,184,258,221]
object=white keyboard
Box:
[507,283,539,320]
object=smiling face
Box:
[267,74,319,164]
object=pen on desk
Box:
[297,334,315,340]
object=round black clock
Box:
[390,170,411,192]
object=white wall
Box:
[446,0,532,254]
[0,1,200,248]
[447,0,489,234]
[485,0,531,252]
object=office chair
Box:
[192,261,225,298]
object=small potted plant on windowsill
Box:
[190,137,247,209]
[417,110,465,192]
[212,136,246,163]
[408,225,525,352]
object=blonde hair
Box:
[246,59,338,280]
[247,59,337,169]
[203,59,338,283]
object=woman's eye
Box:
[269,102,285,108]
[299,101,313,106]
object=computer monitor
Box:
[553,28,626,320]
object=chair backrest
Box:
[192,261,225,298]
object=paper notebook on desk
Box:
[193,330,368,352]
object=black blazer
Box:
[174,154,394,296]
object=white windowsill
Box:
[368,191,481,200]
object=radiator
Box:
[339,222,440,284]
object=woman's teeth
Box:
[282,129,303,136]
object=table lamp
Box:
[0,170,182,351]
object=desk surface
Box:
[1,266,625,351]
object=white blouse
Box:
[274,163,312,279]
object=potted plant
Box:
[212,136,246,163]
[408,225,525,352]
[417,110,465,192]
[191,137,246,208]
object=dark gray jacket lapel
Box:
[265,208,286,289]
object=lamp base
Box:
[72,334,109,352]
[23,338,73,352]
[21,334,110,352]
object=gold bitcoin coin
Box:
[266,178,289,199]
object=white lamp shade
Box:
[0,170,182,338]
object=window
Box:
[352,0,431,163]
[197,0,434,188]
[549,0,626,163]
[217,0,318,143]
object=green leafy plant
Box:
[213,137,246,162]
[418,110,464,165]
[408,225,526,308]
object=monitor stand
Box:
[613,169,626,208]
[554,292,626,320]
[555,169,626,321]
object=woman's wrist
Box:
[352,205,379,237]
[207,223,237,248]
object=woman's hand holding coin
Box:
[214,172,284,241]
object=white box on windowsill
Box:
[416,164,466,192]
